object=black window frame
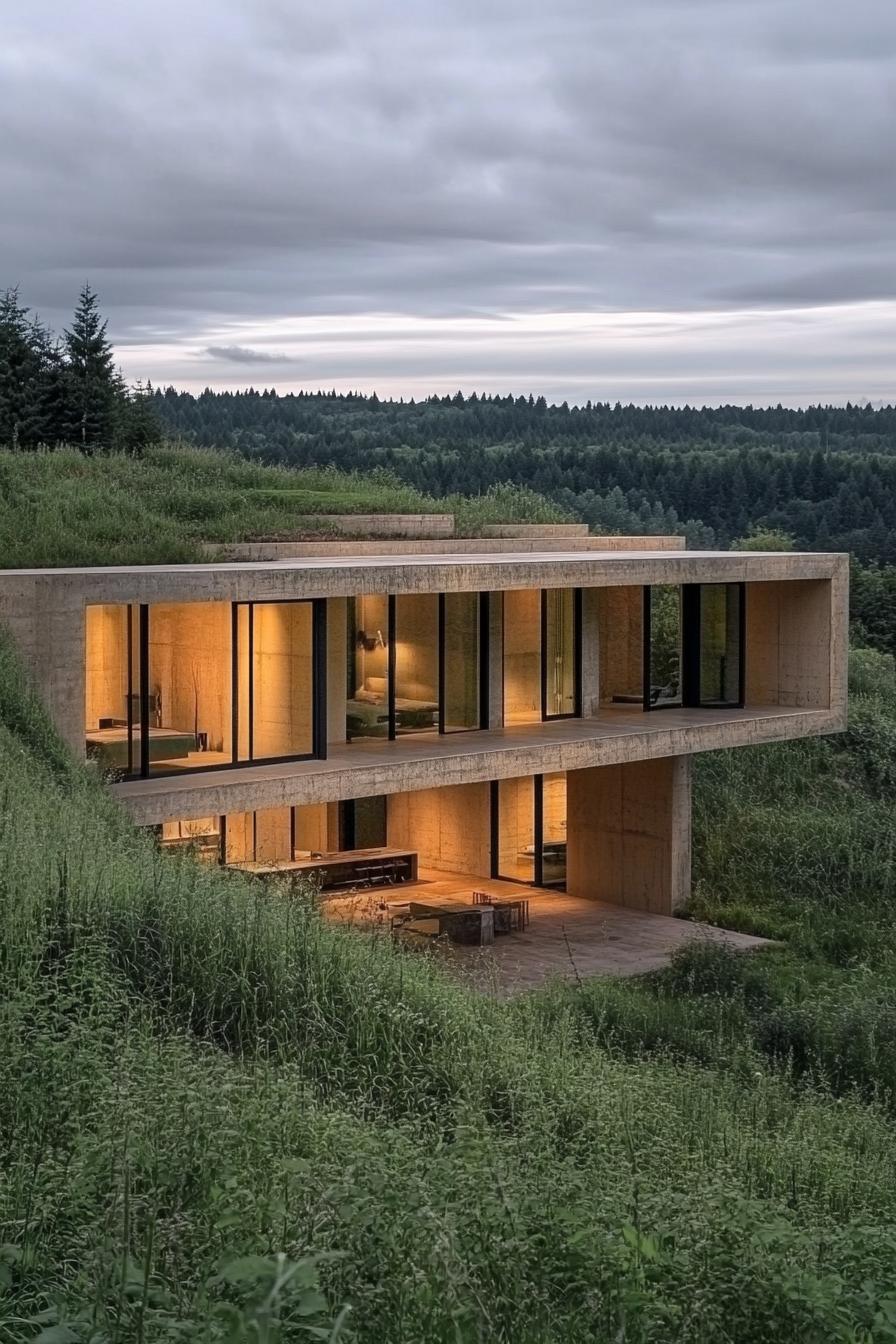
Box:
[643,582,747,711]
[116,597,328,780]
[490,773,566,890]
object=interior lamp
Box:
[356,628,386,651]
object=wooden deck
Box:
[324,870,770,996]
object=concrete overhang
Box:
[0,548,847,608]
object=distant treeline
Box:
[152,387,896,562]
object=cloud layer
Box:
[3,0,895,404]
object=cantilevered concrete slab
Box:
[113,703,838,827]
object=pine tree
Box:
[63,283,118,451]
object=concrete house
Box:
[0,530,847,979]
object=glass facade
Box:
[493,772,568,888]
[543,588,577,718]
[237,602,314,762]
[86,599,319,778]
[442,592,481,731]
[699,584,743,707]
[645,585,682,708]
[394,594,439,735]
[495,776,536,882]
[147,602,233,773]
[346,594,390,739]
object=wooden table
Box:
[233,847,417,890]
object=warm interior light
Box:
[356,628,386,651]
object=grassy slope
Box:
[0,445,565,567]
[2,656,896,1338]
[1,447,896,1339]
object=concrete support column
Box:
[326,597,347,745]
[566,755,691,914]
[487,592,504,729]
[580,587,601,717]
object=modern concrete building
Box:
[0,535,847,938]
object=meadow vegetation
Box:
[0,445,565,568]
[2,627,896,1338]
[1,444,896,1339]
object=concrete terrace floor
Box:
[114,703,826,818]
[324,870,770,997]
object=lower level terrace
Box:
[313,872,769,996]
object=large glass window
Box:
[237,602,315,762]
[347,595,390,739]
[698,584,743,707]
[493,773,567,888]
[541,772,567,888]
[543,589,578,718]
[394,594,439,735]
[147,602,233,773]
[442,592,481,732]
[495,776,536,881]
[645,585,682,709]
[87,598,321,778]
[503,589,543,725]
[85,603,139,777]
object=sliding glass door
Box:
[86,599,325,778]
[347,592,487,741]
[643,585,682,709]
[235,600,325,764]
[644,583,745,709]
[492,773,568,889]
[503,588,582,725]
[694,583,744,707]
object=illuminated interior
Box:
[85,604,138,773]
[393,593,439,734]
[86,599,317,776]
[503,589,541,724]
[160,816,221,862]
[543,589,577,717]
[147,602,232,772]
[442,591,480,731]
[347,594,390,738]
[496,776,536,879]
[236,601,314,760]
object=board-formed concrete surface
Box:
[112,703,837,826]
[324,873,771,995]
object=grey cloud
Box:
[2,0,895,402]
[205,345,294,364]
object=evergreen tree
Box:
[63,283,118,451]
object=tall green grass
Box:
[0,446,567,567]
[3,640,896,1338]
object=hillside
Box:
[153,389,896,561]
[2,629,896,1340]
[0,444,564,568]
[1,455,896,1336]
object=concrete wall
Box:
[202,535,687,560]
[566,756,691,914]
[745,579,834,708]
[482,524,589,538]
[326,597,347,745]
[387,781,491,876]
[597,586,643,704]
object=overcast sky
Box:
[3,0,894,405]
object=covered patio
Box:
[324,869,769,996]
